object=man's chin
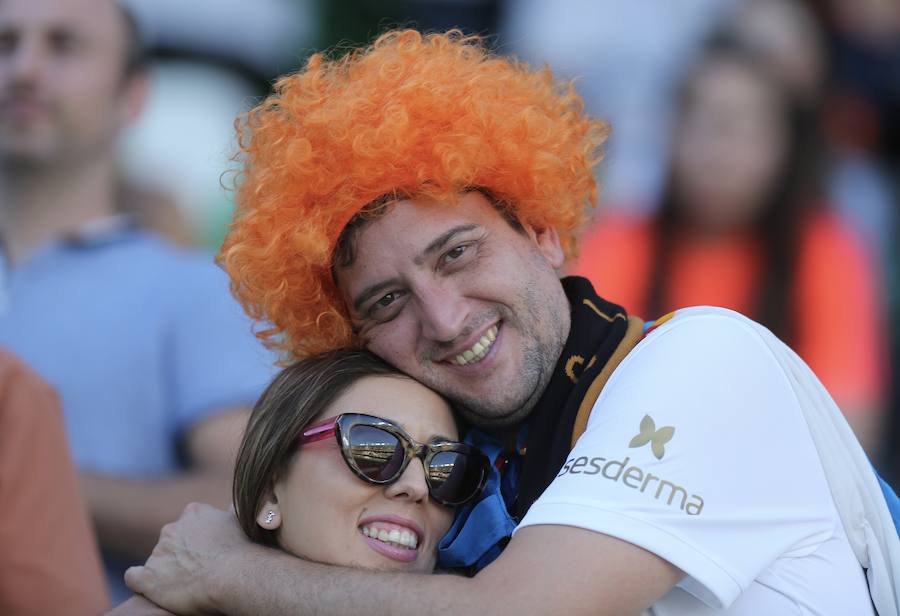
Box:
[453,395,536,430]
[438,367,548,429]
[0,143,59,169]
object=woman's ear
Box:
[256,492,282,531]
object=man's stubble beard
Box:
[0,150,57,175]
[0,108,118,175]
[436,276,570,430]
[448,342,550,429]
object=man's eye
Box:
[369,291,406,318]
[48,30,80,55]
[442,244,467,264]
[0,32,18,55]
[375,292,398,309]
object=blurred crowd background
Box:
[1,0,899,611]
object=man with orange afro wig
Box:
[127,29,896,616]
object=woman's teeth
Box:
[452,325,498,366]
[361,526,418,549]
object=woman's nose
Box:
[383,457,430,503]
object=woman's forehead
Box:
[325,375,457,439]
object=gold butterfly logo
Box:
[628,415,675,460]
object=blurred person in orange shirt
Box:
[0,348,108,616]
[575,39,887,455]
[817,0,900,484]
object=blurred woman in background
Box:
[575,39,887,454]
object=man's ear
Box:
[256,492,282,531]
[526,225,565,269]
[118,72,148,129]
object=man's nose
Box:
[415,282,468,343]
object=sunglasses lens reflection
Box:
[429,451,481,505]
[345,419,483,505]
[348,425,403,481]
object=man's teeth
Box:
[452,325,498,366]
[361,526,418,549]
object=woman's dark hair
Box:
[232,349,407,547]
[646,36,824,342]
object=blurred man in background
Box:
[0,0,273,602]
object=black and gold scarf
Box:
[438,276,645,571]
[512,276,637,518]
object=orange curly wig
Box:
[220,29,610,359]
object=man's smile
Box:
[449,323,499,366]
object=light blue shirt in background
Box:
[0,224,277,600]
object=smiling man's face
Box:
[334,191,571,428]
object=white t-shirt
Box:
[517,307,875,615]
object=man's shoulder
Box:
[632,306,773,364]
[642,305,765,337]
[591,305,791,427]
[104,231,222,274]
[3,232,245,361]
[77,230,231,300]
[27,228,219,284]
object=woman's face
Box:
[264,375,456,572]
[671,58,788,232]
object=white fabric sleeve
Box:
[516,308,838,609]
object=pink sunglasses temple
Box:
[298,416,338,445]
